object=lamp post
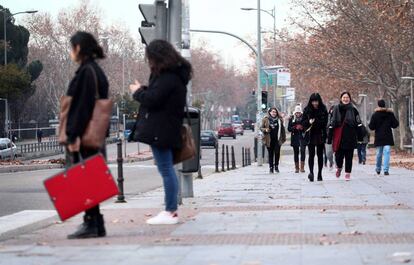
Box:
[401,76,414,154]
[242,5,278,109]
[0,98,8,137]
[1,9,38,66]
[358,94,367,126]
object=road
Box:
[0,131,256,217]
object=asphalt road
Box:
[0,131,256,217]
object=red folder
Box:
[44,154,118,221]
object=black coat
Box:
[368,108,399,146]
[132,65,189,149]
[288,114,305,147]
[328,104,363,150]
[302,105,328,145]
[66,59,109,144]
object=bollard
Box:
[231,146,236,169]
[242,147,245,167]
[244,148,248,166]
[226,145,230,171]
[248,148,251,165]
[221,144,225,172]
[215,144,219,173]
[196,164,203,179]
[115,139,126,203]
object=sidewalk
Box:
[1,156,414,264]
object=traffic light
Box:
[261,91,268,110]
[138,0,167,45]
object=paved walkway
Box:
[1,155,414,264]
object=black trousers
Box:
[267,143,281,169]
[335,148,354,173]
[68,146,105,218]
[308,144,324,176]
[293,144,306,163]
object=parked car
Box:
[242,119,255,131]
[200,130,218,147]
[232,121,244,135]
[218,123,236,139]
[0,138,17,160]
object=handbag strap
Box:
[87,64,100,99]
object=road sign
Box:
[277,68,291,87]
[286,87,295,101]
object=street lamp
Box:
[0,98,8,137]
[358,94,367,126]
[1,9,38,66]
[401,76,414,154]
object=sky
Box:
[2,0,294,71]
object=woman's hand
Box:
[309,118,315,124]
[129,80,141,94]
[67,137,81,153]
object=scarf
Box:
[332,103,357,128]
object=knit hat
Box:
[293,105,302,114]
[378,99,386,108]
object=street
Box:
[0,132,256,217]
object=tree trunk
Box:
[396,96,412,150]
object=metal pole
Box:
[242,147,245,167]
[226,145,230,171]
[231,146,236,169]
[256,0,263,166]
[272,6,277,108]
[222,144,225,172]
[411,80,414,154]
[363,96,367,126]
[115,139,126,203]
[123,114,127,158]
[168,0,182,50]
[215,144,219,172]
[4,11,7,66]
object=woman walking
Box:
[302,93,328,182]
[325,105,335,170]
[129,40,191,225]
[288,105,306,173]
[66,32,108,239]
[261,107,286,173]
[328,92,363,181]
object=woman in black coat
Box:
[328,91,363,181]
[66,32,108,239]
[129,40,191,225]
[302,93,328,182]
[288,105,306,173]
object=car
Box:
[218,123,236,139]
[200,130,218,147]
[232,121,244,135]
[242,119,255,131]
[0,138,18,160]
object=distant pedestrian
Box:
[324,105,335,170]
[288,105,306,173]
[368,99,399,176]
[65,31,109,239]
[37,129,43,143]
[328,92,363,181]
[261,107,286,174]
[302,93,328,182]
[129,39,191,225]
[357,124,370,165]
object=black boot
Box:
[317,173,323,181]
[97,214,106,237]
[269,167,274,174]
[274,166,279,173]
[308,173,314,182]
[67,214,101,239]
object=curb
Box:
[0,155,154,174]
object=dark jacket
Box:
[288,114,305,147]
[368,107,399,146]
[132,65,189,149]
[328,104,363,150]
[302,105,328,145]
[66,59,109,144]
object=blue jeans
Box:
[151,146,178,212]
[376,145,391,173]
[357,143,367,163]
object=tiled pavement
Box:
[1,156,414,264]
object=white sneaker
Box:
[146,211,179,225]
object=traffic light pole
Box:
[256,0,263,166]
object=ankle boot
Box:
[275,166,280,173]
[300,161,305,173]
[295,162,299,173]
[308,173,314,182]
[317,173,323,181]
[269,167,274,174]
[97,214,106,237]
[67,214,101,239]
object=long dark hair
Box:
[306,92,326,110]
[340,91,352,104]
[145,39,192,78]
[70,31,105,61]
[268,107,279,117]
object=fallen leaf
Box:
[112,219,120,223]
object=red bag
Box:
[44,154,118,221]
[332,123,345,153]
